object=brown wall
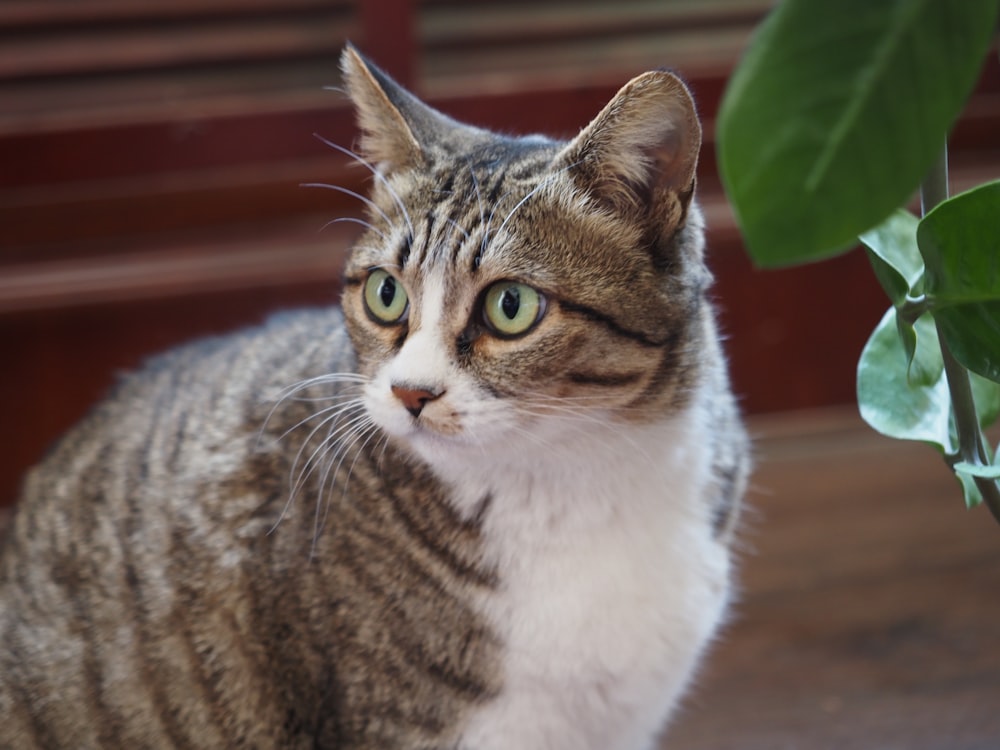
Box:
[2,4,997,505]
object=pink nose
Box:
[391,384,445,418]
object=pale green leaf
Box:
[857,308,952,452]
[905,313,944,388]
[955,470,984,508]
[954,461,1000,480]
[857,307,1000,455]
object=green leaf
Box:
[861,209,922,305]
[934,305,1000,384]
[894,312,920,382]
[971,371,1000,429]
[866,251,911,310]
[917,180,1000,384]
[954,462,1000,480]
[717,0,999,267]
[857,308,952,452]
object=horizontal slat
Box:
[0,100,357,186]
[0,222,355,313]
[0,15,354,81]
[423,26,753,96]
[420,0,769,94]
[0,158,354,256]
[0,61,346,130]
[0,0,353,28]
[422,0,771,45]
[0,0,357,137]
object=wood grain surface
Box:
[668,409,1000,750]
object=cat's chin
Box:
[393,422,478,457]
[387,418,518,472]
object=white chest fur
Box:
[441,404,732,750]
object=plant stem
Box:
[921,145,1000,524]
[920,148,949,216]
[936,324,1000,522]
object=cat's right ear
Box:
[341,44,460,173]
[554,70,702,226]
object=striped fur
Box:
[0,46,748,749]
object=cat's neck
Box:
[420,397,712,552]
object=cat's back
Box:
[0,307,350,748]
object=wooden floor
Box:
[2,408,998,747]
[667,409,1000,750]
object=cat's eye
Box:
[363,269,409,324]
[482,282,544,337]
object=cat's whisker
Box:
[311,136,415,241]
[272,372,369,403]
[467,161,488,240]
[267,403,369,533]
[515,399,656,466]
[275,396,366,447]
[445,217,471,245]
[520,390,660,416]
[311,419,381,556]
[489,161,583,248]
[289,406,371,499]
[375,430,392,469]
[287,393,364,404]
[481,186,510,253]
[278,423,368,537]
[518,398,627,428]
[257,375,366,451]
[283,404,366,502]
[302,182,396,232]
[316,419,382,546]
[502,422,557,453]
[320,216,387,240]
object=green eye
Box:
[363,269,408,324]
[483,282,544,337]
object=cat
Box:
[0,44,748,749]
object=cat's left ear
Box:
[341,44,482,173]
[341,44,425,171]
[555,70,701,222]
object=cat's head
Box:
[337,44,711,468]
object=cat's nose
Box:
[391,384,445,418]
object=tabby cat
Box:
[0,45,748,749]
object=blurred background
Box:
[0,0,997,505]
[3,4,1000,746]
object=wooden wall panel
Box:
[1,2,997,508]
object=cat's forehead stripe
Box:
[408,172,504,272]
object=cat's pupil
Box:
[501,288,520,320]
[380,277,397,308]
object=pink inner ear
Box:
[647,124,695,192]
